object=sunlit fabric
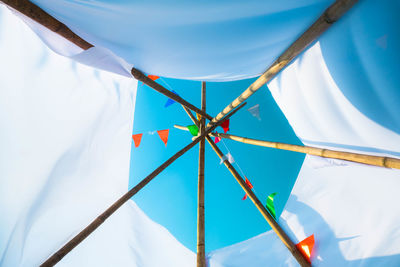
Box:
[0,7,194,266]
[208,1,400,266]
[1,0,400,266]
[29,0,333,81]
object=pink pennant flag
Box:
[214,131,221,144]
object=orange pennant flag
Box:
[132,134,143,148]
[242,177,254,200]
[132,134,143,147]
[148,75,160,81]
[157,129,169,146]
[296,234,315,263]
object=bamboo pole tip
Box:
[130,67,145,80]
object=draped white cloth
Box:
[0,6,195,266]
[28,0,333,81]
[208,1,400,266]
[1,0,400,266]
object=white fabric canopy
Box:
[1,0,400,266]
[0,7,194,266]
[28,0,333,81]
[209,1,400,265]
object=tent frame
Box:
[1,0,364,266]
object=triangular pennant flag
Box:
[296,235,315,263]
[221,119,230,133]
[132,134,143,148]
[220,152,234,164]
[242,177,253,200]
[148,75,159,81]
[245,177,253,189]
[157,129,169,146]
[187,125,199,136]
[247,104,261,121]
[164,90,178,108]
[266,192,277,219]
[214,131,221,144]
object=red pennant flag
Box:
[132,134,143,148]
[296,235,315,263]
[245,177,253,189]
[157,129,169,146]
[148,75,160,81]
[242,177,254,200]
[221,119,230,133]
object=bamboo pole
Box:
[214,133,400,170]
[180,110,310,267]
[197,82,206,267]
[175,126,400,170]
[174,124,190,132]
[1,0,93,50]
[206,0,358,129]
[206,136,310,267]
[131,68,213,121]
[1,0,211,121]
[40,103,245,267]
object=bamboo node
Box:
[323,12,336,24]
[382,157,388,167]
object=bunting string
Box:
[138,77,316,256]
[221,139,247,183]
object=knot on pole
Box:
[323,12,336,24]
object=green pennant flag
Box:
[266,192,277,219]
[187,125,199,136]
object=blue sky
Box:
[129,77,305,252]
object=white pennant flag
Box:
[247,104,261,120]
[220,152,235,164]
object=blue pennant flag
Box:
[164,90,178,107]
